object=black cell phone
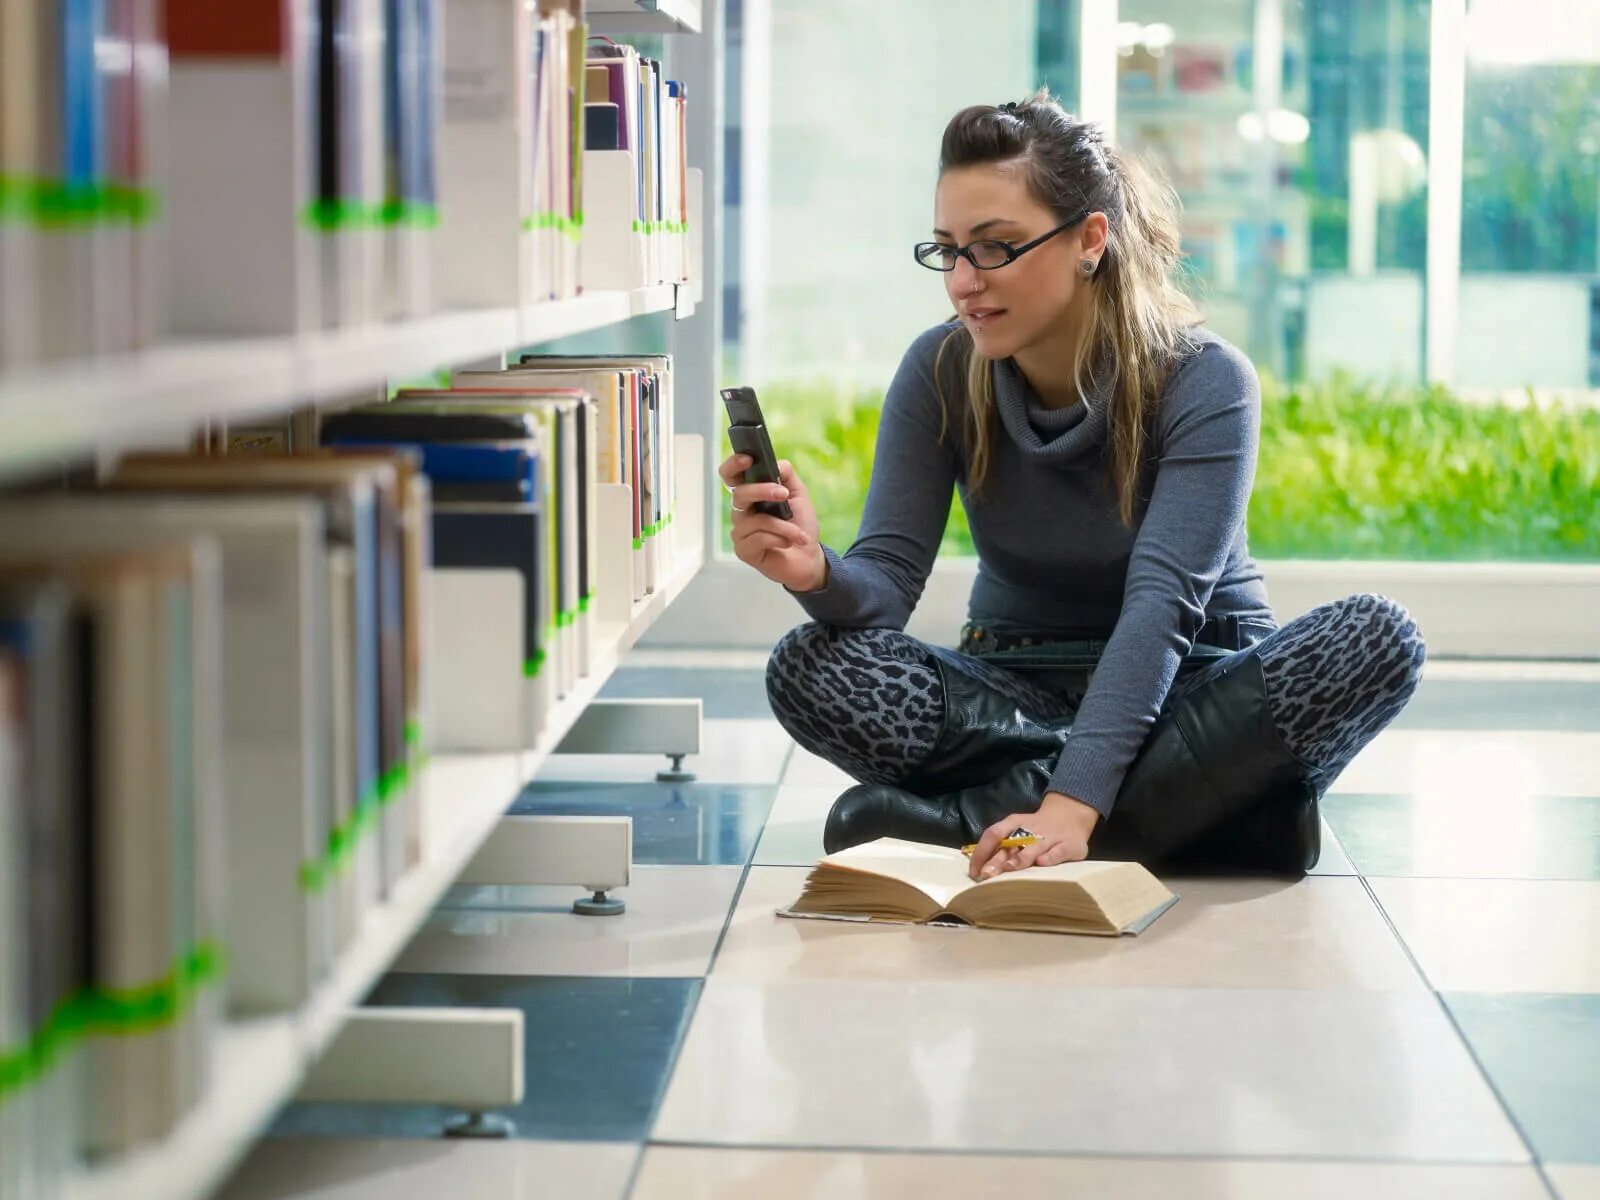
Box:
[720,386,793,520]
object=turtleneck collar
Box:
[991,354,1110,465]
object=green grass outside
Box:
[740,373,1600,562]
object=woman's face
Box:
[933,163,1098,359]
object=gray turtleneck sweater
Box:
[789,319,1274,816]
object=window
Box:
[721,0,1599,564]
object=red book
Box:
[165,0,290,59]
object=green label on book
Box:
[379,200,441,228]
[0,177,161,227]
[299,199,435,231]
[300,759,414,893]
[522,212,583,239]
[0,943,226,1105]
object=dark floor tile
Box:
[510,780,778,866]
[1324,793,1600,879]
[270,975,700,1143]
[598,667,773,720]
[1394,679,1600,732]
[1444,993,1600,1164]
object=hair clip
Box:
[998,101,1020,115]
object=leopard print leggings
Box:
[765,594,1425,789]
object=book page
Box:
[818,839,979,911]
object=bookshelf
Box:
[61,534,703,1200]
[0,1,722,1197]
[0,283,701,487]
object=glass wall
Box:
[721,0,1600,562]
[1455,0,1600,388]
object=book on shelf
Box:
[0,496,341,1018]
[437,0,589,308]
[0,539,227,1166]
[507,354,677,599]
[779,839,1179,937]
[338,389,587,725]
[583,39,690,290]
[1,0,163,365]
[109,454,428,915]
[322,402,566,734]
[166,0,319,336]
[0,578,85,1196]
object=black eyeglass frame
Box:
[913,211,1091,272]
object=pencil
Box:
[960,835,1039,856]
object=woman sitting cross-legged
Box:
[722,89,1426,883]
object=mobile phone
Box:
[720,386,794,520]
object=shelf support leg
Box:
[296,1007,523,1138]
[456,813,632,915]
[552,697,702,782]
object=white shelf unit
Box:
[63,540,705,1200]
[0,281,700,486]
[588,0,702,35]
[2,3,726,1196]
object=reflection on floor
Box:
[221,652,1600,1200]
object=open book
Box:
[778,839,1178,937]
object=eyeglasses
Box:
[913,212,1088,272]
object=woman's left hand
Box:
[967,792,1101,881]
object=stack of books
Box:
[583,38,691,290]
[321,353,676,744]
[2,0,693,360]
[0,447,435,1188]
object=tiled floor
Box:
[219,652,1600,1200]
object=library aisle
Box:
[217,651,1600,1200]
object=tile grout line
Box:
[634,1136,1544,1170]
[619,736,800,1200]
[1354,870,1562,1199]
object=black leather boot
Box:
[823,758,1051,853]
[824,650,1321,874]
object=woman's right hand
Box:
[719,453,827,592]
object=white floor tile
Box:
[714,870,1421,991]
[1328,730,1600,799]
[623,648,772,670]
[778,747,856,790]
[1370,877,1600,993]
[1549,1164,1600,1200]
[393,866,745,978]
[216,1138,636,1200]
[1422,660,1600,683]
[533,719,793,785]
[633,1147,1549,1200]
[752,786,839,866]
[652,978,1528,1161]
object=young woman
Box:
[719,91,1425,882]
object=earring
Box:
[1078,258,1096,278]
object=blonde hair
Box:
[932,87,1200,526]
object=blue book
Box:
[324,437,538,499]
[63,0,104,188]
[432,506,546,676]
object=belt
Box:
[959,614,1274,658]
